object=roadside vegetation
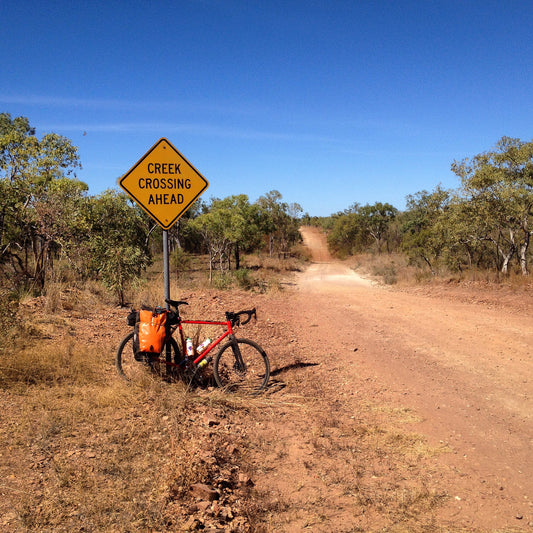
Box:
[2,112,531,314]
[1,277,454,532]
[313,137,533,284]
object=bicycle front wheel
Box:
[116,332,180,382]
[213,338,270,393]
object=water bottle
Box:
[196,338,212,354]
[197,356,212,369]
[186,337,194,357]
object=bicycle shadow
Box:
[266,361,320,393]
[270,361,320,377]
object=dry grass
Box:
[0,279,286,532]
[142,251,308,300]
[0,331,261,531]
[0,257,475,532]
[0,342,101,389]
[349,252,533,290]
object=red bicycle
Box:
[116,298,270,393]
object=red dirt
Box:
[254,226,532,531]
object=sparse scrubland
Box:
[2,113,532,531]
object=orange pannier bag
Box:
[138,308,167,354]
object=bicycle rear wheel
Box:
[116,332,180,382]
[213,338,270,393]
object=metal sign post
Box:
[163,230,170,307]
[119,138,209,305]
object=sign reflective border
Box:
[119,138,209,230]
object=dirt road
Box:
[255,227,533,531]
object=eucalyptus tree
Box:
[327,202,398,257]
[358,202,398,254]
[189,194,266,281]
[0,113,82,289]
[256,190,302,257]
[452,137,533,275]
[401,186,451,274]
[326,204,369,257]
[86,190,151,305]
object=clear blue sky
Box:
[1,0,532,216]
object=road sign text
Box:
[139,177,191,190]
[147,162,181,174]
[119,138,209,230]
[148,193,184,205]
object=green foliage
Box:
[328,138,531,279]
[4,113,530,293]
[257,190,303,258]
[359,202,398,253]
[86,190,151,305]
[0,113,83,290]
[189,192,302,283]
[170,247,192,276]
[327,210,369,257]
[233,268,255,290]
[451,136,533,275]
[93,241,149,306]
[400,187,451,274]
[327,202,398,257]
[1,113,152,304]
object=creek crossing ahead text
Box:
[119,138,209,230]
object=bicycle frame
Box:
[176,318,235,366]
[149,316,236,370]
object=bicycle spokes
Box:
[214,339,270,393]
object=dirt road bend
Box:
[258,226,533,531]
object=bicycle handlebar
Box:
[165,298,188,310]
[226,308,256,327]
[164,299,256,327]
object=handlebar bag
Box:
[137,308,167,355]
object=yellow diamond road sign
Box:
[119,138,209,230]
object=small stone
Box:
[204,416,220,427]
[238,473,254,487]
[196,501,211,512]
[183,516,200,531]
[190,483,219,501]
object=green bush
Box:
[170,248,191,276]
[233,269,255,290]
[372,264,398,285]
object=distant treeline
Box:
[2,113,532,308]
[308,137,533,277]
[0,113,302,304]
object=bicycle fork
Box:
[228,335,246,373]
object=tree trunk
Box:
[500,245,515,275]
[422,256,436,276]
[234,243,240,270]
[519,230,530,276]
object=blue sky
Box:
[1,0,532,216]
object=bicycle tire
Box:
[213,338,270,393]
[116,332,181,382]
